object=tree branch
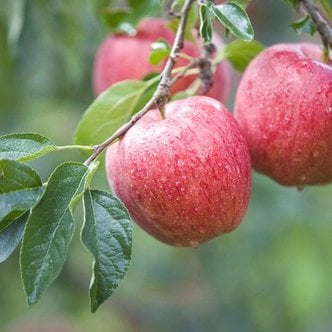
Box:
[84,0,196,166]
[301,0,332,56]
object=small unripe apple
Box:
[106,96,251,247]
[234,43,332,187]
[93,18,231,103]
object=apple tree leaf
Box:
[199,4,213,44]
[82,190,133,313]
[0,133,57,162]
[102,0,162,34]
[221,39,265,71]
[149,39,171,65]
[20,162,91,305]
[74,79,158,150]
[284,0,300,7]
[227,0,250,8]
[0,212,28,263]
[316,0,332,20]
[291,15,317,36]
[0,159,43,226]
[211,2,254,41]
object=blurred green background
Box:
[1,1,332,331]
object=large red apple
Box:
[106,96,251,247]
[93,18,231,103]
[234,43,332,187]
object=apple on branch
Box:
[106,96,251,247]
[234,43,332,188]
[93,18,231,103]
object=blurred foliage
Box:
[0,0,332,331]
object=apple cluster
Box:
[93,19,332,247]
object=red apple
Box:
[93,18,231,103]
[234,43,332,187]
[106,96,251,247]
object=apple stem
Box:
[301,0,332,61]
[84,0,196,167]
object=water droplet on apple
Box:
[313,151,319,158]
[326,107,332,114]
[297,175,306,191]
[189,240,200,248]
[299,175,306,181]
[177,159,185,167]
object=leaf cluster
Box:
[0,133,133,312]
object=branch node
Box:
[84,0,196,166]
[300,0,332,60]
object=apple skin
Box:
[106,96,251,247]
[234,43,332,187]
[93,18,231,103]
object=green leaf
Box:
[82,190,133,312]
[211,2,254,41]
[0,212,28,263]
[284,0,300,7]
[74,79,158,149]
[317,0,332,20]
[149,39,171,65]
[20,162,90,305]
[0,133,57,162]
[167,2,199,42]
[0,160,43,225]
[102,0,162,34]
[291,15,317,36]
[199,4,213,44]
[221,39,265,71]
[70,161,100,210]
[226,0,250,8]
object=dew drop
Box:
[189,240,200,248]
[161,176,167,183]
[313,151,319,158]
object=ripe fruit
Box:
[106,96,251,247]
[234,43,332,187]
[93,18,231,103]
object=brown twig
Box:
[84,0,196,166]
[170,59,200,85]
[199,43,216,94]
[301,0,332,57]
